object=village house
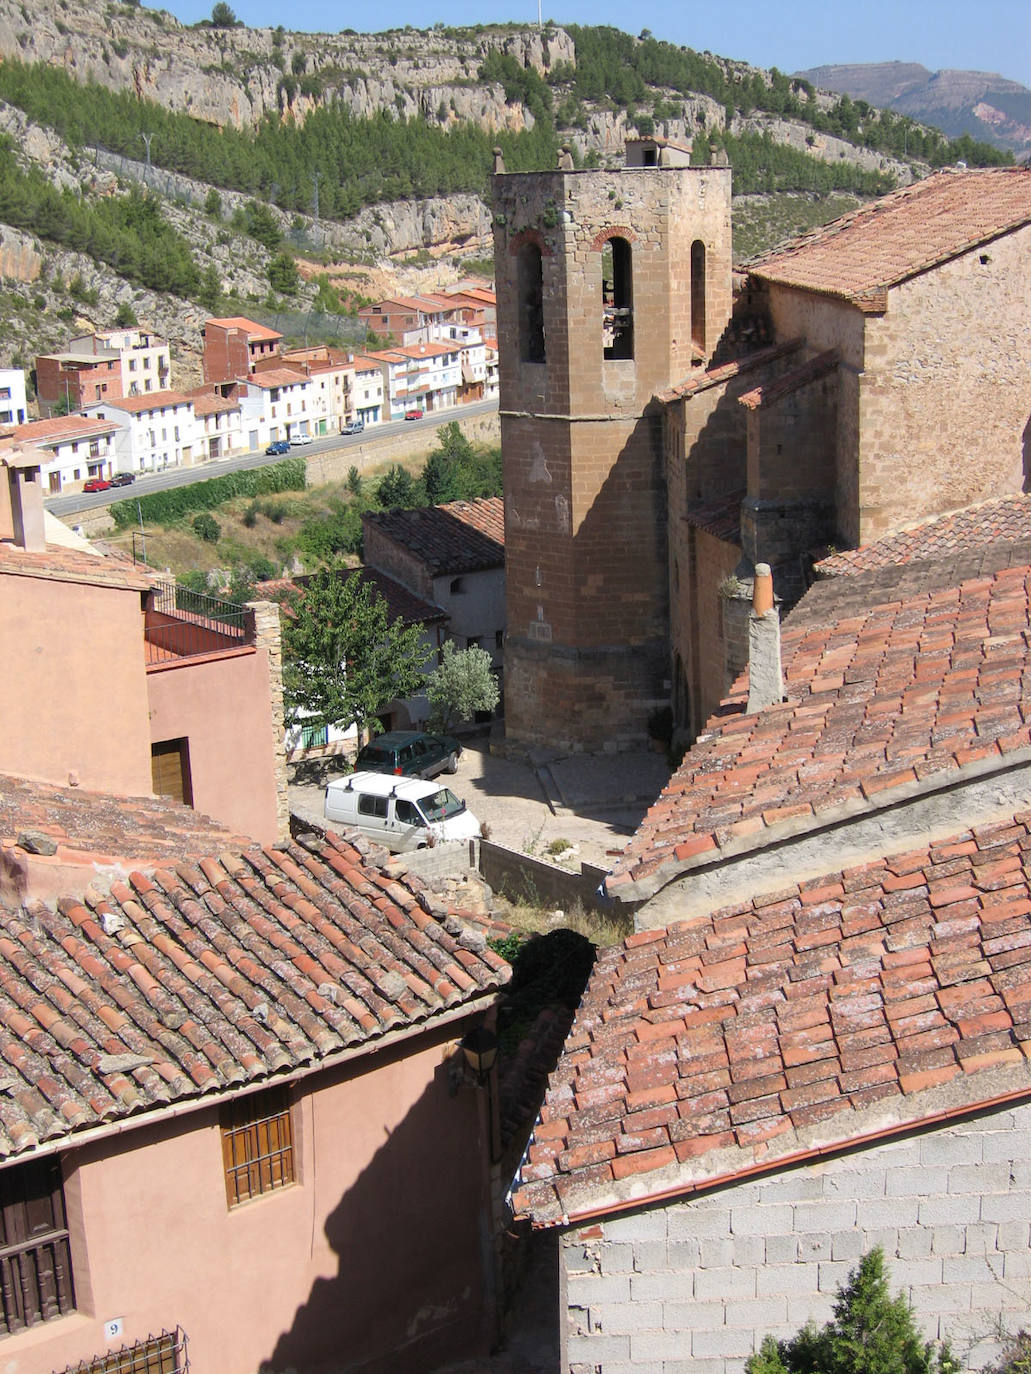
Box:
[36,329,172,416]
[83,390,197,474]
[0,454,510,1373]
[0,367,28,428]
[185,385,244,461]
[1,416,120,494]
[201,315,283,384]
[512,503,1031,1372]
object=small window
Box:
[357,793,389,819]
[602,237,634,360]
[395,799,421,825]
[691,239,707,354]
[300,723,328,750]
[0,1156,75,1334]
[221,1086,294,1208]
[450,577,464,595]
[517,242,546,364]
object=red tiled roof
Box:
[0,831,509,1159]
[364,498,505,576]
[657,339,803,404]
[0,541,152,591]
[683,491,743,545]
[749,168,1031,308]
[96,390,192,415]
[816,496,1031,577]
[247,368,309,389]
[0,773,249,877]
[608,562,1031,898]
[6,416,119,444]
[738,348,839,410]
[205,317,282,340]
[514,814,1031,1226]
[189,392,239,417]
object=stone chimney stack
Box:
[746,563,784,714]
[0,448,47,553]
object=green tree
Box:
[192,511,220,542]
[113,301,138,327]
[376,464,420,509]
[203,187,222,218]
[209,2,238,27]
[425,642,500,731]
[268,251,299,295]
[282,566,430,738]
[746,1249,953,1374]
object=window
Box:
[357,793,388,819]
[395,799,421,825]
[299,723,328,750]
[61,1326,186,1373]
[0,1156,75,1334]
[691,239,707,354]
[602,237,634,360]
[220,1087,294,1208]
[517,242,545,363]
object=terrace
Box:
[143,583,254,665]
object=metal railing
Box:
[144,584,253,665]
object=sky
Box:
[161,0,1031,89]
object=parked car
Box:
[324,771,480,853]
[290,433,313,446]
[265,439,290,455]
[108,473,136,487]
[354,730,462,780]
[82,477,111,492]
[404,408,424,421]
[341,420,365,435]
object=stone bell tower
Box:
[492,145,732,751]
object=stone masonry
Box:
[561,1100,1031,1374]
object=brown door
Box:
[151,739,192,806]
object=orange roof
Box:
[205,316,282,341]
[750,168,1031,309]
[247,368,310,389]
[8,416,119,444]
[190,392,239,417]
[0,541,152,591]
[97,390,192,415]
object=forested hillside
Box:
[0,5,1011,380]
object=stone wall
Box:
[304,408,500,489]
[562,1100,1031,1373]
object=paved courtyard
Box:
[288,734,671,873]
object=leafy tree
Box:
[203,187,222,218]
[268,251,300,295]
[746,1249,953,1374]
[209,3,238,27]
[282,566,430,738]
[198,263,222,312]
[113,301,138,327]
[426,642,500,730]
[376,464,420,509]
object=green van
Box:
[354,730,462,779]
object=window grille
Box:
[220,1087,294,1208]
[60,1326,188,1374]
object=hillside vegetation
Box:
[0,9,1011,376]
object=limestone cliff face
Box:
[0,1,574,132]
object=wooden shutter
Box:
[0,1156,75,1334]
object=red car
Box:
[83,477,111,493]
[404,408,424,421]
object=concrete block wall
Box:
[561,1101,1031,1374]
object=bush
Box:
[109,457,306,528]
[192,512,221,542]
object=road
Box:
[44,398,499,518]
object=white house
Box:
[0,368,28,428]
[3,416,119,493]
[245,368,315,443]
[188,389,244,461]
[84,391,197,474]
[347,356,386,427]
[364,342,463,421]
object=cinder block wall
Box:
[561,1102,1031,1373]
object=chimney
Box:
[746,563,783,714]
[1,447,47,552]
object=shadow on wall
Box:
[1022,414,1031,492]
[260,1042,494,1374]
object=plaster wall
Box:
[3,1026,494,1374]
[0,571,153,796]
[146,645,282,844]
[431,567,506,664]
[561,1101,1031,1374]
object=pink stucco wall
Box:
[0,571,153,796]
[4,1021,495,1374]
[146,646,281,845]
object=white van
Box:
[324,771,481,853]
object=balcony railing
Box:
[144,584,254,665]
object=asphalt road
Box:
[44,397,499,518]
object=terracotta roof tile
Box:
[0,831,508,1160]
[516,817,1031,1224]
[749,168,1031,306]
[0,541,151,591]
[610,561,1031,896]
[205,317,282,340]
[364,497,504,576]
[816,496,1031,577]
[682,491,743,544]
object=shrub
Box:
[192,512,220,542]
[110,456,306,528]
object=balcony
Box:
[144,584,254,666]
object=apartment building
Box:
[85,391,197,473]
[2,416,120,493]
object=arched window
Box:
[691,239,706,355]
[602,237,634,360]
[517,242,545,363]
